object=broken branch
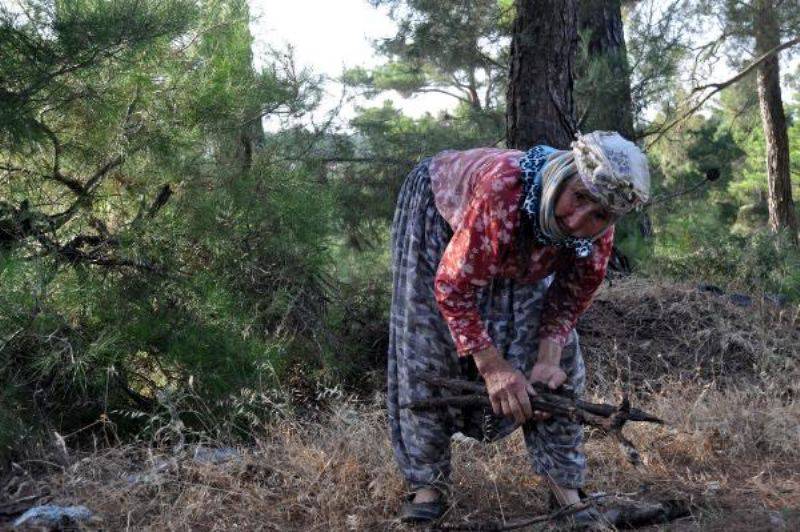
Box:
[402,373,663,467]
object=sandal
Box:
[398,490,447,524]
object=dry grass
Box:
[4,279,800,530]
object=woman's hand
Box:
[473,347,535,424]
[528,339,567,420]
[528,361,567,391]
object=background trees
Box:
[689,0,800,240]
[575,0,635,137]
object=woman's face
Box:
[554,175,613,238]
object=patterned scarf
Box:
[519,146,594,259]
[572,131,651,214]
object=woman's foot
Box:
[549,483,581,506]
[546,479,603,529]
[412,487,440,503]
[398,487,446,524]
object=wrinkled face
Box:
[554,175,614,238]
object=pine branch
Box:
[642,36,800,148]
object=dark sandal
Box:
[398,492,446,524]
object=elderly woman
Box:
[387,131,650,524]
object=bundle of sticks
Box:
[401,372,664,466]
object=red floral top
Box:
[429,148,614,357]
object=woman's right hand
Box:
[472,347,535,424]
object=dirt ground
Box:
[2,279,799,530]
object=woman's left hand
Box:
[528,362,567,421]
[528,362,567,391]
[528,339,567,420]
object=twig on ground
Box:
[437,490,641,531]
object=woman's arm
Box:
[528,228,615,406]
[434,164,536,423]
[537,226,614,347]
[433,168,521,357]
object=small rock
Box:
[697,283,725,295]
[768,510,787,530]
[13,504,93,529]
[192,446,241,465]
[125,471,163,485]
[764,293,789,307]
[125,457,176,485]
[728,293,752,307]
[451,432,479,444]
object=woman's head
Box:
[553,175,614,238]
[570,131,650,216]
[538,131,650,240]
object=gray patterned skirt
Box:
[387,158,588,492]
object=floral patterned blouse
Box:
[429,148,614,357]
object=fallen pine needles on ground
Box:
[2,279,798,530]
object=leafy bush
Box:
[643,217,800,301]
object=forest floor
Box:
[2,278,799,531]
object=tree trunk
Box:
[576,0,647,266]
[577,0,635,139]
[506,0,579,149]
[754,0,798,243]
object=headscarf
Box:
[571,131,650,215]
[519,131,650,258]
[520,146,594,258]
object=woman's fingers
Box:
[548,370,566,390]
[516,387,533,421]
[489,394,502,416]
[526,382,536,396]
[499,395,511,419]
[501,380,534,424]
[505,393,525,424]
[484,365,540,422]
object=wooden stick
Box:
[401,373,663,467]
[403,374,663,425]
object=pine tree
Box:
[506,0,580,148]
[693,0,799,241]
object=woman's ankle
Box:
[412,487,441,503]
[544,473,582,506]
[551,485,581,506]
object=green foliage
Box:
[625,0,692,122]
[637,91,800,299]
[0,0,198,145]
[645,213,800,300]
[322,100,503,250]
[351,0,509,111]
[0,0,334,462]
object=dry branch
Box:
[402,373,663,467]
[642,35,800,148]
[437,493,691,531]
[404,375,690,530]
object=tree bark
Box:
[506,0,579,149]
[754,0,798,243]
[577,0,635,139]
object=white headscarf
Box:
[571,131,650,215]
